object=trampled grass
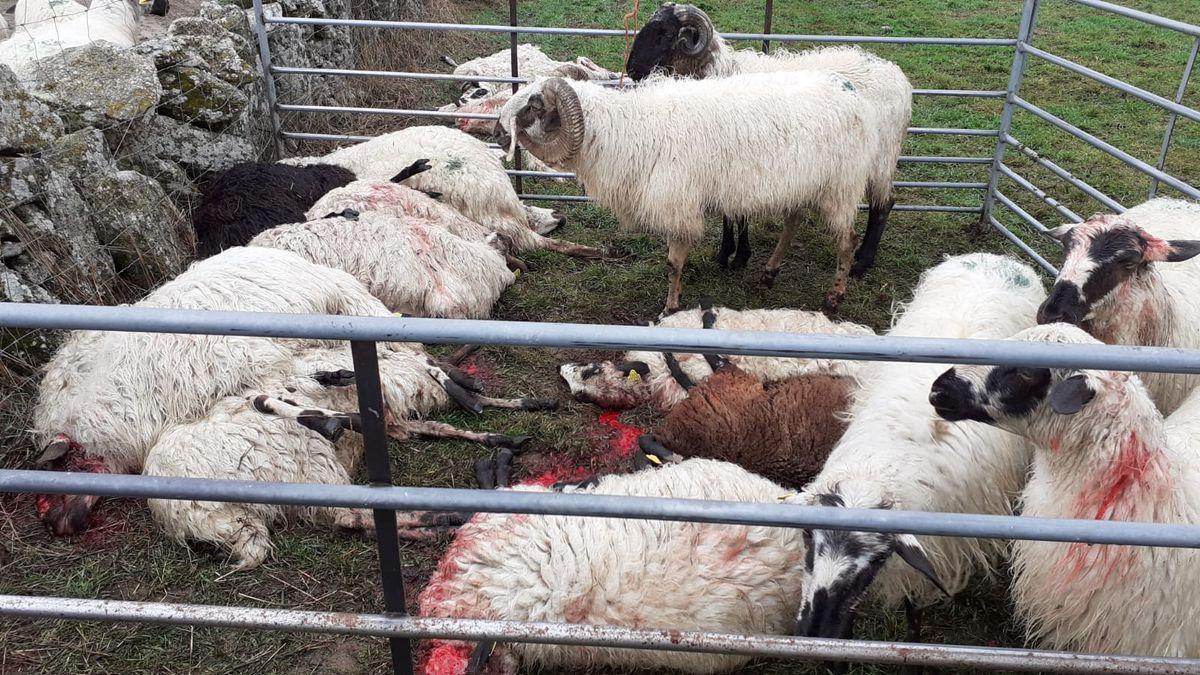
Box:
[2,0,1198,672]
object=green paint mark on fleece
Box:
[446,156,465,172]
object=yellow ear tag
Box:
[627,370,642,382]
[645,453,662,466]
[392,312,404,318]
[513,268,522,279]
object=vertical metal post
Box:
[250,0,285,159]
[762,0,774,53]
[509,0,524,195]
[1149,36,1199,198]
[350,341,413,675]
[982,0,1041,227]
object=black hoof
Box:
[757,268,780,289]
[442,378,484,413]
[552,211,567,229]
[519,398,558,411]
[495,447,514,488]
[485,434,531,450]
[391,158,432,183]
[730,252,750,270]
[473,458,497,490]
[298,416,346,443]
[605,243,632,259]
[442,364,484,393]
[313,369,356,387]
[850,254,874,279]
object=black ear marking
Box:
[894,536,950,597]
[616,361,650,378]
[515,94,546,129]
[37,439,70,465]
[1049,374,1095,415]
[1166,240,1200,263]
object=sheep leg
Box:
[538,236,611,260]
[333,508,469,542]
[824,214,860,313]
[426,361,485,413]
[731,217,751,270]
[474,394,558,411]
[662,352,694,391]
[852,197,893,278]
[663,239,691,316]
[405,419,532,450]
[249,395,362,443]
[899,598,924,675]
[758,215,799,289]
[312,369,356,387]
[715,217,736,268]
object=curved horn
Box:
[675,5,712,56]
[552,63,593,81]
[516,78,584,167]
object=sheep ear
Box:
[894,534,949,597]
[616,361,650,378]
[1049,374,1095,415]
[37,439,70,465]
[1044,224,1074,244]
[1164,240,1200,263]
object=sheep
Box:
[626,3,912,274]
[191,161,361,257]
[439,43,618,111]
[285,125,612,259]
[499,72,878,314]
[637,364,852,490]
[928,322,1200,657]
[1035,197,1200,415]
[144,345,532,570]
[416,458,807,674]
[560,301,874,411]
[248,210,517,319]
[0,0,168,74]
[29,247,522,536]
[793,253,1045,649]
[11,0,85,28]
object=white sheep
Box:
[416,458,806,674]
[30,247,504,536]
[560,300,874,411]
[441,43,617,110]
[248,211,517,319]
[285,125,611,259]
[0,0,167,74]
[499,71,878,314]
[12,0,85,27]
[1037,197,1200,415]
[929,322,1200,657]
[626,3,912,275]
[144,345,530,570]
[793,253,1045,644]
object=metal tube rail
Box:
[277,103,498,120]
[508,169,988,190]
[913,88,1006,98]
[908,127,998,136]
[3,596,1197,673]
[1150,37,1200,198]
[1011,96,1200,201]
[899,155,993,164]
[272,65,527,84]
[1023,44,1200,125]
[997,163,1084,222]
[261,16,1019,46]
[987,214,1059,275]
[8,470,1200,548]
[1069,0,1200,38]
[282,131,371,142]
[994,188,1051,234]
[983,0,1040,225]
[9,303,1200,374]
[1005,135,1126,213]
[250,0,284,158]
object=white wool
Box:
[289,126,576,256]
[418,458,806,673]
[12,0,86,27]
[144,345,449,570]
[559,306,873,411]
[249,212,514,319]
[448,44,617,102]
[1070,198,1200,414]
[693,35,911,209]
[1,0,142,74]
[306,179,494,242]
[31,247,405,474]
[804,252,1046,607]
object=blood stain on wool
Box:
[421,641,473,675]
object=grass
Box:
[2,0,1199,672]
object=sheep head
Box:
[626,3,715,80]
[559,360,652,409]
[1037,214,1200,328]
[503,77,584,169]
[31,433,109,537]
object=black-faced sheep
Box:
[500,72,877,314]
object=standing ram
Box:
[625,3,912,274]
[499,72,877,314]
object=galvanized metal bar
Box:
[994,188,1051,234]
[514,193,987,210]
[1011,96,1200,200]
[250,0,284,158]
[278,103,499,120]
[1024,44,1200,124]
[509,169,987,190]
[349,342,413,675]
[517,193,591,202]
[1150,37,1200,198]
[899,155,994,165]
[998,163,1084,222]
[4,595,1198,673]
[983,0,1041,227]
[913,88,1007,98]
[988,214,1060,275]
[509,0,522,195]
[908,127,998,136]
[1005,134,1126,213]
[762,0,773,53]
[8,303,1200,375]
[282,130,372,143]
[261,16,1018,46]
[272,65,528,84]
[1069,0,1200,38]
[10,468,1200,547]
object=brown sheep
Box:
[638,361,852,489]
